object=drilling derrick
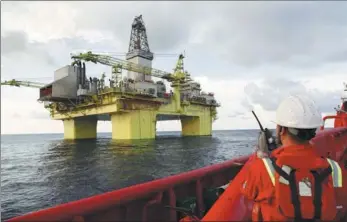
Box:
[126,15,154,82]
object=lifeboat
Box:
[7,83,347,222]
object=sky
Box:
[1,1,346,134]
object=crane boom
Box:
[1,79,47,88]
[70,51,176,81]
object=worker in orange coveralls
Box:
[181,95,347,222]
[241,95,347,221]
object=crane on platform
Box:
[1,79,47,88]
[70,51,187,83]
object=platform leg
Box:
[111,110,156,140]
[63,117,97,139]
[181,113,212,136]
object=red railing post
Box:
[321,115,342,130]
[142,192,163,221]
[168,189,177,221]
[195,180,205,218]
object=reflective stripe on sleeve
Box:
[262,157,276,186]
[327,158,343,188]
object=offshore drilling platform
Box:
[2,15,220,140]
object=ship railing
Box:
[7,155,250,222]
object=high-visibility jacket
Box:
[241,144,347,221]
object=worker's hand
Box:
[255,131,269,158]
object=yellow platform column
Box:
[181,113,212,136]
[111,110,156,140]
[63,117,97,140]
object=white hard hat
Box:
[275,94,322,129]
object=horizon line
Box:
[1,128,266,136]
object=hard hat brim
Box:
[271,119,321,129]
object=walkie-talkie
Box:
[252,110,278,151]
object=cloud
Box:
[228,112,245,118]
[243,78,341,113]
[1,31,27,55]
[1,31,56,66]
[2,2,346,71]
[11,112,22,119]
[203,2,347,68]
[72,1,347,69]
[228,112,252,121]
[30,111,50,120]
[0,34,125,81]
[6,111,48,120]
[240,99,254,112]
